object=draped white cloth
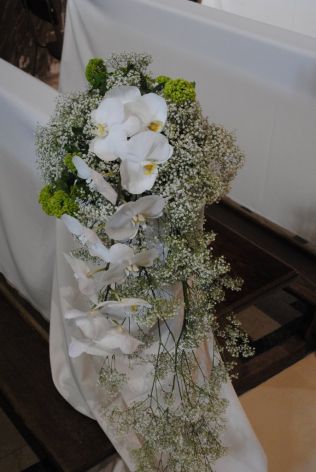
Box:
[202,0,316,38]
[0,59,57,319]
[50,222,267,472]
[60,0,316,243]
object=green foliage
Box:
[163,78,196,103]
[38,185,78,218]
[85,57,107,91]
[63,152,78,173]
[155,75,171,85]
[38,184,54,215]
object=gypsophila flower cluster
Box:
[36,52,250,472]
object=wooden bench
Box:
[205,206,315,394]
[0,276,115,472]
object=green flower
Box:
[38,185,78,218]
[64,152,78,173]
[38,184,54,215]
[163,78,196,104]
[85,58,107,91]
[155,75,171,86]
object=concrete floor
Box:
[241,353,316,472]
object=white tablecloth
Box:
[202,0,316,39]
[60,0,316,243]
[0,59,57,319]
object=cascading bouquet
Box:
[37,53,252,471]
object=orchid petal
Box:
[72,156,117,205]
[69,337,109,358]
[90,127,127,162]
[105,195,165,241]
[100,327,142,354]
[122,115,142,137]
[90,170,118,205]
[120,160,157,194]
[96,298,151,317]
[72,156,91,180]
[61,215,99,244]
[135,195,165,218]
[105,85,141,104]
[101,263,127,286]
[126,93,167,130]
[64,254,98,302]
[108,243,134,264]
[61,215,111,261]
[75,315,111,339]
[126,131,171,163]
[131,248,159,267]
[92,97,125,127]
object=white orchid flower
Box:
[102,247,159,287]
[125,92,167,133]
[64,254,99,303]
[120,131,173,194]
[89,85,146,160]
[105,195,165,241]
[89,95,128,161]
[72,156,117,205]
[68,316,142,358]
[96,298,152,319]
[61,215,110,261]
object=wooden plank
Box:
[205,202,316,284]
[233,335,308,395]
[0,295,115,472]
[204,213,297,314]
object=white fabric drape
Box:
[202,0,316,38]
[50,220,267,471]
[60,0,316,243]
[0,59,57,319]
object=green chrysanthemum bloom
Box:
[85,58,107,91]
[64,152,78,173]
[48,190,78,218]
[155,75,171,86]
[38,184,54,215]
[39,186,78,218]
[163,78,196,104]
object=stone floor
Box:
[0,353,315,471]
[241,353,316,472]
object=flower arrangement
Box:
[37,53,252,471]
